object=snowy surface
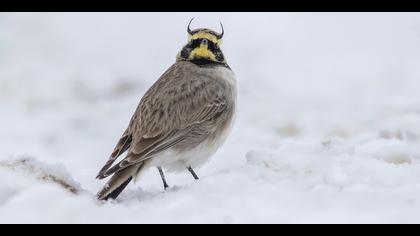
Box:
[2,13,420,223]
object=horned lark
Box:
[96,19,237,201]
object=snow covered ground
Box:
[2,13,420,223]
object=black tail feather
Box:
[100,176,133,201]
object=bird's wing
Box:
[98,62,230,178]
[96,128,132,179]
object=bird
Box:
[96,18,237,201]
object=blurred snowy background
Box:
[2,13,420,223]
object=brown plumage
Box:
[96,26,236,201]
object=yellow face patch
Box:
[189,42,217,61]
[188,31,222,45]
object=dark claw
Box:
[158,167,169,190]
[187,166,199,180]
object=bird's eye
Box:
[190,40,200,48]
[207,41,217,51]
[215,51,224,62]
[181,47,191,58]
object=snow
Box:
[2,12,420,223]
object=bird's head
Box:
[177,18,227,65]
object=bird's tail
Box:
[97,163,144,201]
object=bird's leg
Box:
[187,166,199,180]
[157,166,169,190]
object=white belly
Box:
[147,117,235,172]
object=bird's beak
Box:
[190,39,215,60]
[200,39,208,47]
